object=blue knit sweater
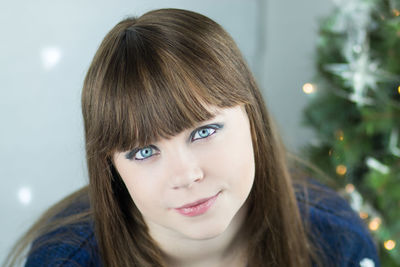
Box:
[25,184,380,266]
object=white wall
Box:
[0,0,333,264]
[261,0,333,152]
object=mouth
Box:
[175,191,221,217]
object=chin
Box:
[184,227,227,240]
[180,217,233,240]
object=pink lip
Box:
[175,192,220,217]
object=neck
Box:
[148,204,248,267]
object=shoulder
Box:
[296,180,380,267]
[25,191,101,267]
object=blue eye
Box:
[135,146,156,160]
[191,124,222,141]
[125,145,159,161]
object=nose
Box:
[169,148,204,190]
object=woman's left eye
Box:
[191,125,221,141]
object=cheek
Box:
[117,165,165,213]
[230,139,255,189]
[204,132,255,188]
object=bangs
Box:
[87,14,252,154]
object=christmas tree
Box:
[302,0,400,265]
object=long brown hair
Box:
[5,8,317,266]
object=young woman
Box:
[5,8,379,267]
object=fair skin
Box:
[113,105,255,267]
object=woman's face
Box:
[113,105,255,240]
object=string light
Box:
[384,240,396,250]
[359,212,369,219]
[335,129,344,141]
[345,184,355,193]
[393,9,400,17]
[336,165,347,176]
[398,85,400,95]
[302,83,316,94]
[368,217,381,231]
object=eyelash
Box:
[125,124,223,161]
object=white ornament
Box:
[325,49,382,106]
[348,189,363,212]
[389,128,400,157]
[360,257,375,267]
[332,0,374,43]
[366,157,390,175]
[327,0,384,107]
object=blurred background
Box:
[4,0,398,266]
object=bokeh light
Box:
[41,46,62,70]
[384,240,396,250]
[369,217,381,231]
[336,165,347,176]
[302,83,316,94]
[18,187,32,205]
